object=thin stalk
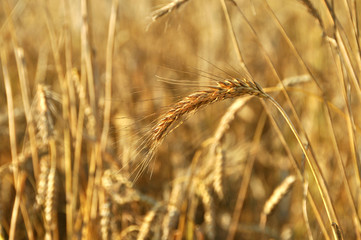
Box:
[72,70,86,224]
[95,0,119,227]
[262,100,330,240]
[81,0,96,113]
[13,46,40,180]
[44,4,72,240]
[264,1,361,232]
[226,111,267,240]
[221,2,337,237]
[1,47,18,190]
[219,0,248,72]
[9,173,27,240]
[63,0,75,238]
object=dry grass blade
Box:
[260,175,296,228]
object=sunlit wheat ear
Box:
[260,175,296,228]
[133,77,266,179]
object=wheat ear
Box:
[134,77,266,178]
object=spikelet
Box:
[44,166,56,240]
[34,84,56,148]
[212,144,224,199]
[151,0,190,22]
[35,156,50,208]
[260,175,296,227]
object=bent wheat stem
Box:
[265,95,340,239]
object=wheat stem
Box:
[266,95,340,239]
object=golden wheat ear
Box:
[131,76,267,180]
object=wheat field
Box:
[0,0,360,239]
